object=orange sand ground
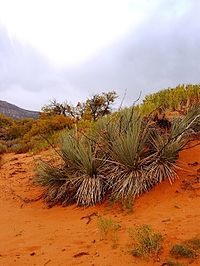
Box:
[0,142,200,266]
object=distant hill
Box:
[0,100,39,120]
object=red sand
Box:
[0,143,200,266]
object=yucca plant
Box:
[170,106,200,140]
[35,100,200,207]
[106,110,152,200]
[147,132,181,185]
[35,160,76,207]
[146,106,200,185]
[106,105,200,201]
[61,134,108,206]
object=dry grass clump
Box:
[35,105,200,207]
[170,237,200,259]
[170,244,196,259]
[97,216,121,248]
[163,259,184,266]
[128,224,164,258]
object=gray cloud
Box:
[64,0,200,105]
[0,0,200,110]
[0,27,83,110]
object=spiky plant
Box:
[169,105,200,140]
[146,132,181,185]
[35,160,76,207]
[61,134,108,206]
[146,106,200,185]
[107,110,152,200]
[35,104,200,207]
[106,106,200,201]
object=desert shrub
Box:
[170,238,200,260]
[60,133,108,206]
[35,160,76,207]
[163,259,184,266]
[170,244,196,259]
[0,112,74,154]
[104,107,200,201]
[35,104,200,206]
[0,143,8,154]
[35,131,108,206]
[0,113,14,127]
[30,139,50,153]
[142,84,200,114]
[186,238,200,251]
[6,118,34,140]
[106,110,151,200]
[10,142,32,154]
[97,216,121,247]
[128,224,164,258]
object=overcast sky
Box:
[0,0,199,111]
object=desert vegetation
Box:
[0,85,199,155]
[141,84,200,115]
[0,91,117,154]
[1,85,200,207]
[35,105,200,206]
[128,224,164,258]
[170,238,200,259]
[97,216,121,248]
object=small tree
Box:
[41,99,67,117]
[41,91,117,121]
[86,91,117,121]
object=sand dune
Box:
[0,143,200,265]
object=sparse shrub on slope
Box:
[170,237,200,259]
[142,84,200,115]
[128,224,164,258]
[97,216,121,248]
[163,259,184,266]
[170,244,196,259]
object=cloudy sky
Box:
[0,0,199,111]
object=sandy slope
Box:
[0,143,200,266]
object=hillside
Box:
[0,100,39,119]
[0,143,200,265]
